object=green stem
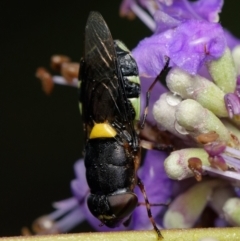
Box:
[1,228,240,241]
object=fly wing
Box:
[80,12,121,126]
[84,11,116,81]
[80,12,138,150]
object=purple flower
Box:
[133,20,226,76]
[155,0,223,28]
[130,0,226,77]
[120,0,224,31]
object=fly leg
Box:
[138,202,169,207]
[140,57,170,129]
[137,177,163,239]
[139,121,174,153]
[140,139,173,153]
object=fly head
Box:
[87,191,138,228]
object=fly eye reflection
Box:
[87,192,138,228]
[107,193,138,221]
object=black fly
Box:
[79,11,169,239]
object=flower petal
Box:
[133,20,226,76]
[157,0,223,24]
[169,20,226,74]
[132,32,170,77]
[224,93,240,118]
[70,160,89,200]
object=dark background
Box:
[0,0,240,237]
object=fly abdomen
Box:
[85,138,135,194]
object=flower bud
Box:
[175,99,231,143]
[232,45,240,75]
[223,197,240,226]
[164,148,209,180]
[221,119,240,141]
[153,92,189,140]
[166,67,228,117]
[207,47,236,93]
[163,180,225,228]
[209,186,236,216]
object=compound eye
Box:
[107,193,138,219]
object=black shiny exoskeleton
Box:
[79,12,164,238]
[79,11,141,228]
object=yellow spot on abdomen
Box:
[90,123,117,139]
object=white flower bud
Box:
[164,148,209,180]
[153,92,189,140]
[175,99,231,143]
[166,67,228,117]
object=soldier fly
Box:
[79,11,169,239]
